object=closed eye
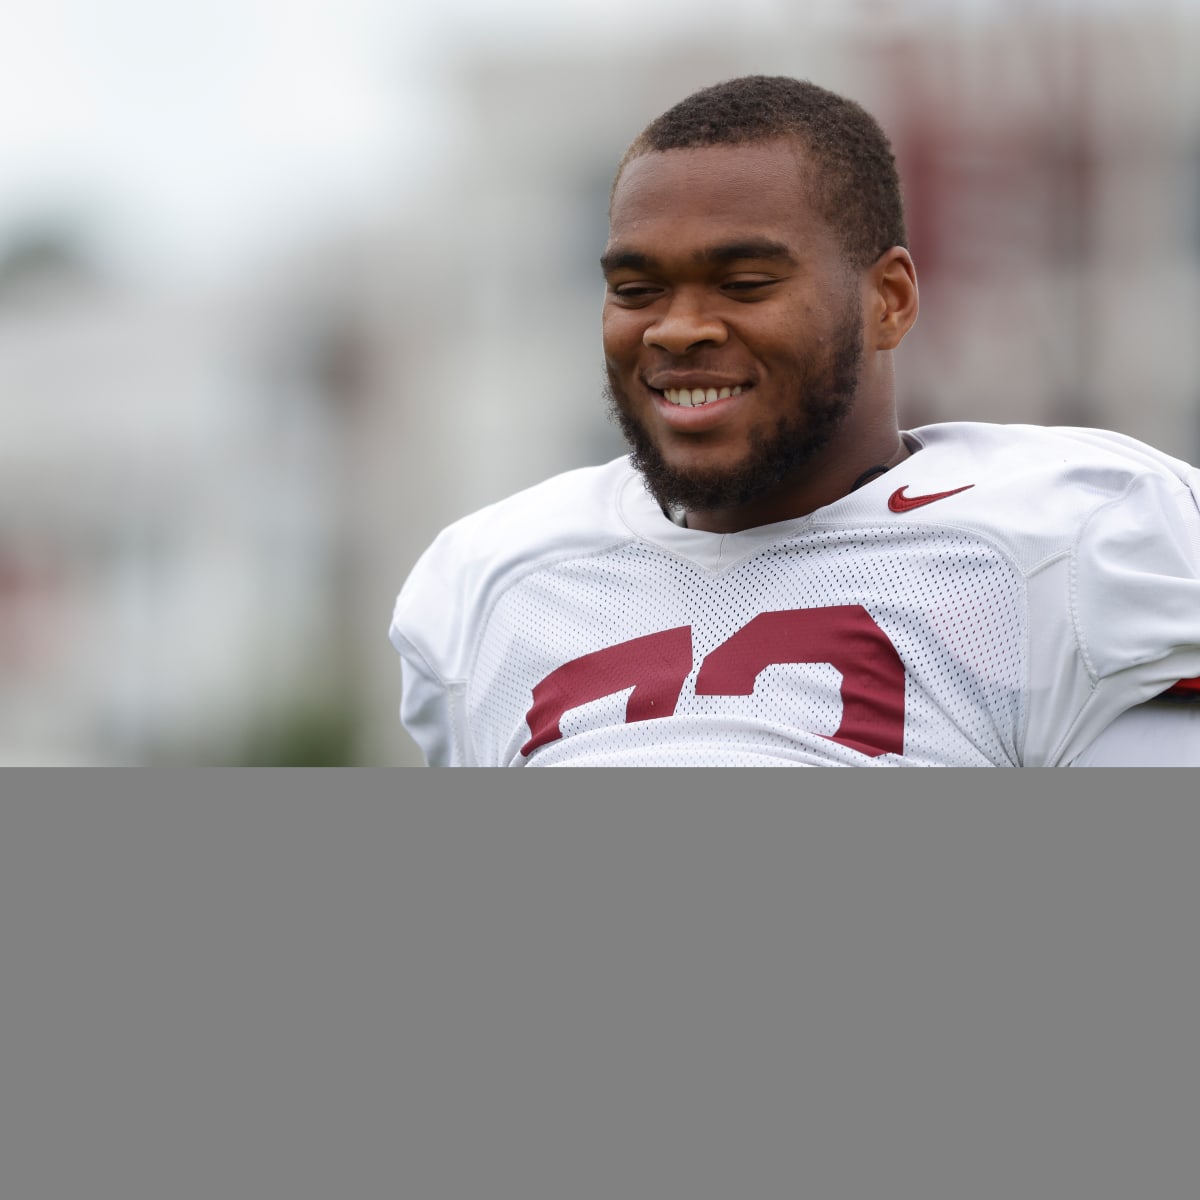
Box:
[723,278,777,295]
[608,282,663,304]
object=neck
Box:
[850,437,911,491]
[682,435,911,533]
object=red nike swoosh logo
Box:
[888,484,974,512]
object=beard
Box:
[605,302,864,516]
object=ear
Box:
[865,247,918,351]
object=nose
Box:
[643,293,728,355]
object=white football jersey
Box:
[390,423,1200,767]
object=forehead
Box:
[607,139,827,257]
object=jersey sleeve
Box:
[394,643,467,767]
[389,529,477,768]
[1056,466,1200,762]
[1073,468,1200,678]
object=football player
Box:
[390,75,1200,766]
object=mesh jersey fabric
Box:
[390,422,1200,767]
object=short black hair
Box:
[615,75,907,270]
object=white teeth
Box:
[663,384,744,407]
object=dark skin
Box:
[602,138,919,533]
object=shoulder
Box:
[896,424,1200,762]
[900,422,1200,559]
[408,455,639,582]
[907,421,1198,486]
[390,456,641,677]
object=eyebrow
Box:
[600,238,798,275]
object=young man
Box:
[390,75,1200,767]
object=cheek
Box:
[602,310,644,362]
[729,297,811,346]
[763,310,838,358]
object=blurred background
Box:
[2,0,1198,765]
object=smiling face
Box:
[602,138,914,532]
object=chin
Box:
[605,384,850,514]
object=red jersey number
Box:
[521,605,905,758]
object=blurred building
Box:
[3,3,1198,765]
[0,234,352,764]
